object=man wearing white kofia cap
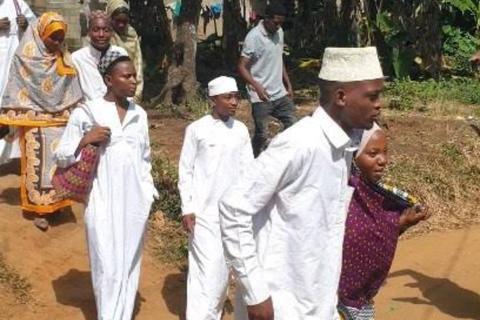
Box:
[219,47,384,320]
[178,76,254,319]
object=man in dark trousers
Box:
[238,2,296,157]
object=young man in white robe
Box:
[219,47,385,320]
[0,0,36,164]
[55,51,157,320]
[72,10,128,101]
[178,76,254,320]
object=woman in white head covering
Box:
[338,123,430,320]
[178,76,254,319]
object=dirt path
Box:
[0,109,479,320]
[2,161,480,320]
[0,160,188,320]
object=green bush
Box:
[150,155,182,221]
[385,77,480,110]
[442,25,480,73]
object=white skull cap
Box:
[208,76,238,97]
[318,47,384,82]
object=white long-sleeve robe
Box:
[0,0,36,164]
[72,44,128,101]
[219,107,361,320]
[54,98,157,320]
[178,115,253,320]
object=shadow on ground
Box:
[0,159,20,177]
[52,269,145,320]
[389,269,480,320]
[162,272,186,320]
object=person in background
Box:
[219,47,384,320]
[0,0,37,165]
[55,51,157,320]
[338,124,430,320]
[72,10,128,101]
[178,76,253,320]
[0,12,83,230]
[238,2,296,157]
[106,0,143,102]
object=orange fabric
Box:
[0,118,68,127]
[40,21,66,41]
[38,12,76,76]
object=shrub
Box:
[150,155,181,221]
[385,77,480,111]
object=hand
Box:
[247,297,274,320]
[16,15,28,30]
[399,204,430,230]
[286,85,294,99]
[83,125,111,146]
[182,213,196,233]
[0,17,11,31]
[253,83,269,101]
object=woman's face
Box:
[355,130,388,183]
[112,12,129,35]
[43,30,65,53]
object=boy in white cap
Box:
[219,47,384,320]
[178,76,254,320]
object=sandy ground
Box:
[0,110,479,319]
[1,160,479,320]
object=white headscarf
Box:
[356,122,382,158]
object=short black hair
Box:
[265,2,287,18]
[104,56,132,77]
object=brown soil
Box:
[0,104,479,320]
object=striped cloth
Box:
[338,303,375,320]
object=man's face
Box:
[263,14,285,34]
[341,79,384,130]
[89,17,112,51]
[105,60,137,98]
[212,92,240,119]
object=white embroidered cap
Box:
[208,76,238,97]
[318,47,384,82]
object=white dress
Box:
[178,115,253,320]
[219,107,361,320]
[54,98,158,320]
[0,0,36,164]
[72,44,128,101]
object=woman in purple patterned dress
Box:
[338,123,431,320]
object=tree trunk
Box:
[175,0,202,93]
[129,0,173,101]
[223,0,247,72]
[160,0,202,106]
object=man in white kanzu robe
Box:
[72,11,127,101]
[55,52,157,320]
[178,76,254,320]
[219,47,385,320]
[0,0,36,164]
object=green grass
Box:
[385,78,480,115]
[149,155,188,266]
